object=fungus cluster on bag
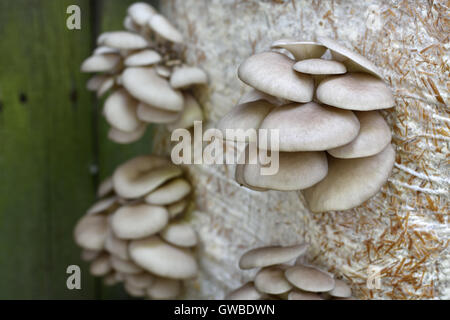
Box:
[225,244,354,300]
[80,2,207,144]
[74,155,198,299]
[217,37,396,213]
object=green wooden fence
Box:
[0,0,157,299]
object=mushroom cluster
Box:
[225,244,354,300]
[217,37,396,212]
[74,155,198,299]
[81,2,207,143]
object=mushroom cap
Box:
[146,277,181,299]
[225,282,264,300]
[293,58,347,75]
[122,67,184,111]
[112,155,181,199]
[145,178,191,205]
[254,266,292,295]
[125,273,155,289]
[328,111,392,158]
[110,255,143,274]
[87,75,110,91]
[97,31,148,50]
[149,14,183,43]
[166,93,203,131]
[170,66,208,89]
[216,100,275,143]
[259,102,360,151]
[127,2,156,26]
[111,204,169,239]
[243,151,328,191]
[93,46,119,55]
[303,144,396,212]
[104,89,141,132]
[123,15,140,32]
[104,230,129,260]
[97,176,114,197]
[80,54,120,73]
[74,215,108,250]
[238,88,286,106]
[96,76,115,98]
[155,65,171,78]
[108,124,147,144]
[235,163,268,192]
[285,264,335,292]
[238,52,314,103]
[317,37,383,78]
[288,290,324,300]
[271,39,327,60]
[90,253,112,276]
[86,196,117,215]
[167,198,188,218]
[327,279,352,298]
[129,236,198,279]
[124,282,146,297]
[316,73,395,111]
[137,102,180,124]
[239,244,308,269]
[124,49,162,67]
[160,223,197,248]
[81,249,100,262]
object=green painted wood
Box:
[0,0,97,299]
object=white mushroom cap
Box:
[216,100,275,143]
[97,31,148,50]
[81,249,100,262]
[129,236,198,279]
[169,66,208,89]
[225,282,264,300]
[137,102,180,124]
[90,253,112,276]
[285,264,335,292]
[124,282,146,297]
[111,204,169,239]
[86,75,110,91]
[104,230,129,260]
[254,266,292,295]
[235,163,268,192]
[108,124,147,144]
[146,277,181,299]
[271,39,327,60]
[243,151,328,191]
[86,196,117,215]
[110,255,143,274]
[167,198,188,218]
[96,76,115,98]
[239,244,308,269]
[327,279,352,298]
[316,73,395,111]
[125,273,155,289]
[166,93,203,131]
[127,2,156,26]
[123,15,140,33]
[155,65,171,78]
[238,88,286,106]
[145,178,191,205]
[103,89,141,132]
[124,49,162,67]
[74,214,108,250]
[328,111,392,158]
[317,37,383,78]
[259,102,360,152]
[304,144,396,212]
[148,14,183,43]
[293,58,346,75]
[123,67,184,111]
[80,54,120,73]
[160,223,197,248]
[97,176,114,197]
[238,52,314,103]
[93,46,119,55]
[288,290,324,300]
[112,155,180,198]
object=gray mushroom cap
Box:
[293,58,347,75]
[238,88,286,106]
[124,49,162,67]
[243,151,328,191]
[137,102,180,124]
[328,111,392,158]
[148,14,183,43]
[108,124,147,144]
[303,144,396,212]
[239,244,308,269]
[327,279,352,298]
[259,102,360,152]
[145,178,191,205]
[74,215,108,251]
[122,67,184,111]
[90,253,112,276]
[271,39,327,60]
[160,223,197,248]
[225,282,265,300]
[103,89,141,132]
[285,264,335,292]
[238,51,314,103]
[316,73,395,111]
[254,266,293,295]
[170,66,208,89]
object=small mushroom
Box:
[124,49,162,67]
[293,58,346,75]
[254,266,292,295]
[97,31,148,50]
[74,214,108,251]
[148,14,183,43]
[327,279,352,298]
[127,2,156,26]
[285,264,335,292]
[104,230,129,260]
[90,253,112,276]
[238,51,314,102]
[124,282,146,297]
[271,39,327,60]
[239,244,308,269]
[170,66,208,89]
[97,176,114,198]
[166,93,204,131]
[146,277,182,299]
[103,89,141,132]
[145,178,191,205]
[86,196,117,215]
[125,273,155,289]
[110,255,143,274]
[80,54,121,73]
[238,88,286,106]
[167,198,188,218]
[225,282,265,300]
[160,223,197,248]
[108,124,147,144]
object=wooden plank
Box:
[0,0,97,299]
